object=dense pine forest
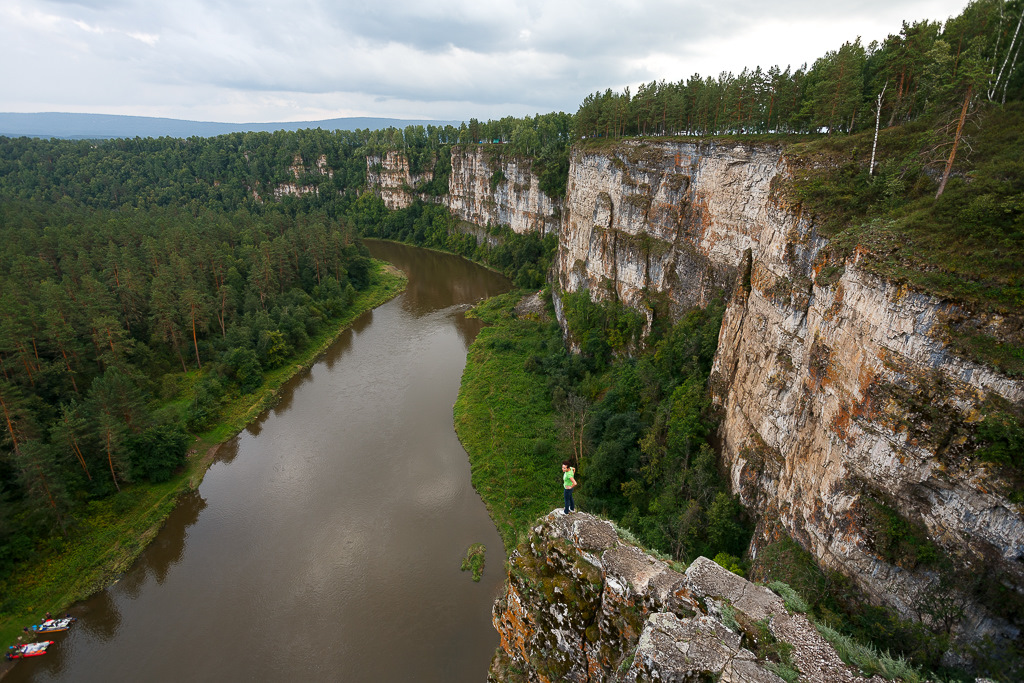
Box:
[575,0,1022,139]
[0,203,374,576]
[1,0,1022,675]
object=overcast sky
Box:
[2,0,969,124]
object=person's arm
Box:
[569,469,577,488]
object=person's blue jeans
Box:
[564,487,575,514]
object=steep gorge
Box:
[553,139,1023,649]
[368,139,1023,654]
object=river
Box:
[7,241,511,683]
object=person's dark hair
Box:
[562,460,573,468]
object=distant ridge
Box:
[0,112,465,140]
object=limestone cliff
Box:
[552,139,1024,646]
[490,510,883,683]
[554,140,774,321]
[446,146,561,235]
[365,147,561,234]
[365,150,434,210]
[258,153,331,201]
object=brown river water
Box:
[7,241,512,682]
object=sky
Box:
[2,0,970,124]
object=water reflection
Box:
[8,241,512,683]
[126,492,207,588]
[365,240,510,318]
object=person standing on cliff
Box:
[562,461,577,514]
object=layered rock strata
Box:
[366,150,434,210]
[260,153,331,201]
[553,139,1024,645]
[555,140,778,320]
[365,147,562,234]
[447,146,561,235]
[490,510,883,683]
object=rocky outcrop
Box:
[259,154,331,201]
[490,510,884,683]
[447,146,561,235]
[552,139,1024,647]
[366,150,434,210]
[365,147,561,234]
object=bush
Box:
[222,347,263,393]
[126,424,191,483]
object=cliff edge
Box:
[553,139,1023,648]
[490,510,886,683]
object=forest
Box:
[0,1,1022,676]
[574,0,1022,140]
[0,202,372,580]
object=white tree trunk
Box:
[870,83,887,176]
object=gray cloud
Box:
[1,0,970,122]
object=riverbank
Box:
[453,290,565,550]
[0,262,407,651]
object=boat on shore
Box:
[5,641,54,660]
[33,616,76,633]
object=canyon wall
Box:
[366,147,561,234]
[365,150,434,210]
[446,146,561,235]
[258,153,331,201]
[553,139,1024,646]
[367,138,1023,652]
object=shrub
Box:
[768,580,809,613]
[126,424,190,483]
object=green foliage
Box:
[560,289,645,367]
[814,621,923,682]
[786,103,1024,318]
[489,169,506,191]
[974,405,1024,471]
[863,498,941,570]
[0,195,378,588]
[461,112,573,200]
[0,263,405,645]
[751,530,982,679]
[765,662,801,683]
[222,347,263,394]
[573,1,1020,140]
[719,602,739,632]
[713,552,746,577]
[460,543,486,582]
[767,581,809,614]
[125,423,190,483]
[750,618,799,681]
[455,293,563,547]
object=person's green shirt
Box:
[564,468,576,489]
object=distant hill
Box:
[0,112,465,140]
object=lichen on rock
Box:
[490,511,883,683]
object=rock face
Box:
[555,140,777,321]
[365,147,561,234]
[256,154,332,201]
[490,510,883,683]
[366,150,434,210]
[447,146,561,235]
[552,139,1024,645]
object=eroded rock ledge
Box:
[490,510,882,683]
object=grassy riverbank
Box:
[454,291,565,549]
[0,262,406,648]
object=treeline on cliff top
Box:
[574,0,1022,138]
[0,111,575,210]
